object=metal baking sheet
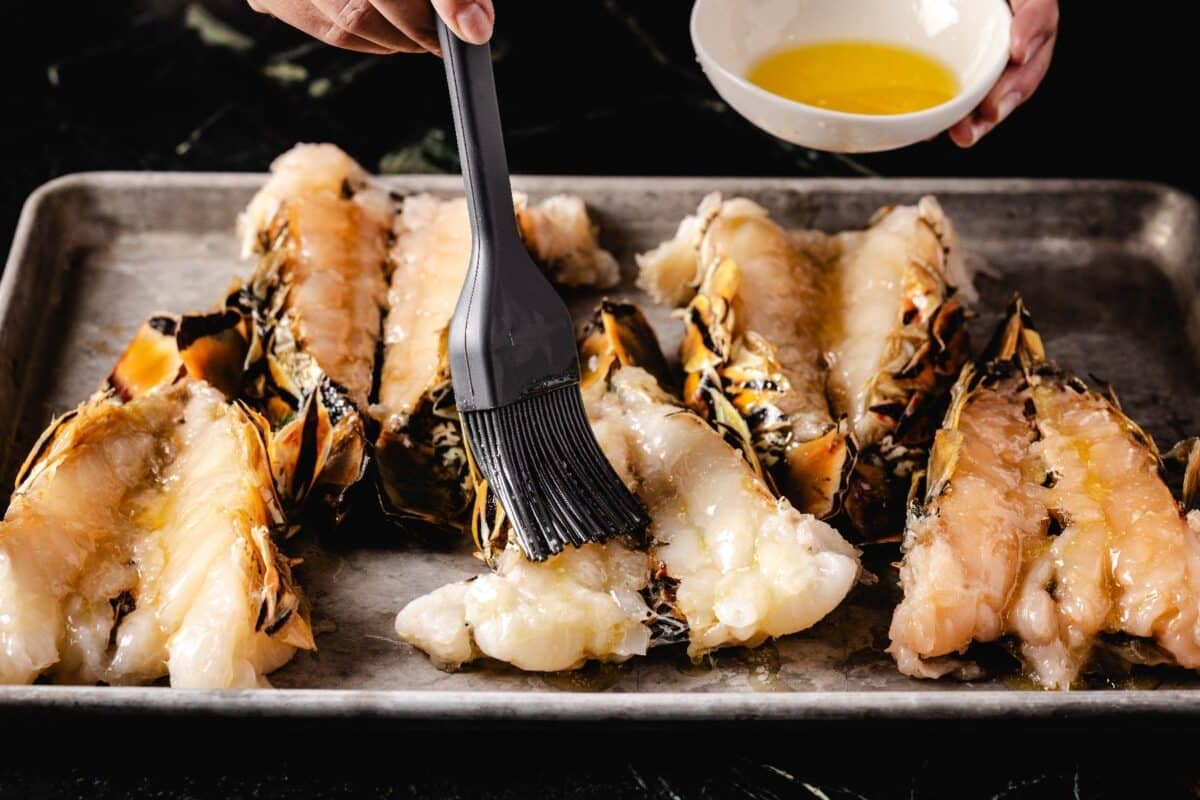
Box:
[1,174,1198,721]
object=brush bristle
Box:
[461,384,650,561]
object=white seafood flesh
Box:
[0,382,312,687]
[375,194,473,430]
[642,195,972,443]
[640,194,836,441]
[375,193,620,430]
[372,193,623,528]
[396,543,652,672]
[239,143,394,259]
[638,194,971,528]
[888,374,1048,679]
[890,314,1200,688]
[604,369,861,653]
[892,376,1200,688]
[822,198,972,445]
[704,200,835,443]
[395,365,860,671]
[239,143,392,410]
[636,192,731,307]
[1013,386,1200,688]
[515,194,620,289]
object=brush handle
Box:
[439,16,580,412]
[437,18,523,253]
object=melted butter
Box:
[1002,674,1048,691]
[676,650,716,676]
[738,641,792,692]
[746,41,959,115]
[541,661,624,692]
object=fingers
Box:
[949,0,1057,147]
[432,0,495,45]
[946,117,977,149]
[1009,0,1059,64]
[310,0,425,52]
[248,0,396,53]
[248,0,495,54]
[980,33,1055,119]
[368,1,441,52]
[949,32,1055,147]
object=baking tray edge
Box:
[2,173,1199,721]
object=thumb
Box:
[431,0,494,45]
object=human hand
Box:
[247,0,494,54]
[948,0,1057,147]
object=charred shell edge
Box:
[838,204,973,538]
[104,299,367,520]
[12,405,88,492]
[373,326,475,534]
[1165,437,1200,513]
[579,300,674,392]
[226,270,372,518]
[678,254,853,519]
[373,209,619,531]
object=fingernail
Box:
[1021,34,1048,64]
[964,120,992,146]
[996,91,1023,122]
[456,3,492,44]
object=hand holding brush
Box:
[436,13,650,561]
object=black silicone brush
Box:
[436,19,650,561]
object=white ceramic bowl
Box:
[691,0,1012,153]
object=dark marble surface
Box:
[2,0,1197,255]
[1,724,1200,799]
[0,722,1199,799]
[3,2,1200,798]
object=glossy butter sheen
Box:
[746,41,959,115]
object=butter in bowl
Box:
[691,0,1012,153]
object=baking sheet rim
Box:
[1,173,1198,719]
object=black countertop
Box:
[3,0,1197,255]
[1,723,1199,798]
[3,2,1199,798]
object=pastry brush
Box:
[436,18,650,561]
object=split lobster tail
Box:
[890,295,1200,689]
[371,191,622,534]
[232,143,392,521]
[642,193,972,536]
[1,380,313,688]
